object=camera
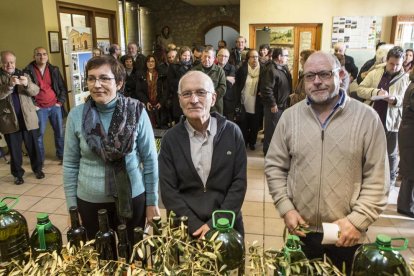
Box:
[12,71,24,78]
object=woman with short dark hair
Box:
[63,55,160,241]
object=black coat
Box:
[167,63,192,119]
[399,76,414,180]
[345,54,359,80]
[260,62,292,108]
[134,69,168,107]
[159,113,247,235]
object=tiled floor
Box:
[1,142,413,269]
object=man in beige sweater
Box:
[265,51,389,273]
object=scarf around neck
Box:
[82,93,143,220]
[245,64,260,96]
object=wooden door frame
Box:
[56,1,118,110]
[249,23,322,87]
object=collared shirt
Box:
[306,89,346,129]
[184,117,217,187]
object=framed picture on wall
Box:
[49,31,60,53]
[269,27,294,45]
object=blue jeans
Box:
[37,106,64,162]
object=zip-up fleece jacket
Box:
[265,95,389,232]
[357,65,410,132]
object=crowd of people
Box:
[1,30,413,273]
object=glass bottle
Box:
[351,234,409,276]
[117,224,131,263]
[0,197,30,266]
[30,213,62,258]
[66,206,87,249]
[117,224,131,275]
[132,226,147,269]
[95,209,117,272]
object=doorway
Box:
[205,25,239,49]
[249,24,322,87]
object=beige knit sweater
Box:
[265,95,389,232]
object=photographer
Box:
[0,50,44,185]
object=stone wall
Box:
[137,0,239,48]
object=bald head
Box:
[304,51,341,72]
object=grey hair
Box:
[177,71,215,95]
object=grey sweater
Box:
[265,95,389,232]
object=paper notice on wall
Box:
[331,16,382,49]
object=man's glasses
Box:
[179,89,211,98]
[303,68,340,82]
[87,76,115,85]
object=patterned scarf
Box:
[82,93,143,220]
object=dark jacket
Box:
[134,69,168,107]
[260,62,292,108]
[167,62,192,119]
[25,61,67,105]
[0,69,40,134]
[222,62,236,102]
[356,57,375,84]
[159,112,247,235]
[235,62,264,114]
[120,53,146,72]
[191,63,227,114]
[123,69,139,97]
[229,48,244,70]
[345,54,359,80]
[398,71,414,180]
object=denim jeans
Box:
[36,105,64,162]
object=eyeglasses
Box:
[303,68,340,82]
[249,56,259,59]
[218,54,229,58]
[36,53,48,56]
[179,89,211,98]
[87,76,115,85]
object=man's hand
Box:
[226,76,235,85]
[146,102,153,111]
[333,217,361,247]
[271,106,278,113]
[146,205,160,223]
[192,224,210,239]
[19,75,28,87]
[377,89,396,104]
[283,209,308,237]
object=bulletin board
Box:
[331,16,382,49]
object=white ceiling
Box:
[182,0,239,6]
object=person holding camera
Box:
[0,51,44,185]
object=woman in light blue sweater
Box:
[63,56,159,240]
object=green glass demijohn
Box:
[351,234,410,276]
[30,213,63,258]
[0,197,30,266]
[205,210,245,275]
